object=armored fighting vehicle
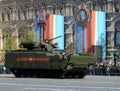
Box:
[5,36,95,78]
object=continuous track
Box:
[10,69,87,78]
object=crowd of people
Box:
[89,60,120,76]
[0,63,11,74]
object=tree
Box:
[3,36,17,50]
[0,29,35,63]
[20,29,35,43]
[96,45,102,62]
[0,35,17,63]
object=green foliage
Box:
[96,46,102,62]
[20,29,35,43]
[0,29,35,63]
[3,36,17,51]
[1,36,17,63]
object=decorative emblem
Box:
[39,13,45,22]
[74,3,90,26]
[36,6,46,25]
[38,9,46,23]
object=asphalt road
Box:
[0,74,120,91]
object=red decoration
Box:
[81,3,85,9]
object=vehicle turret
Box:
[19,35,61,52]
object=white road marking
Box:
[24,88,62,91]
[0,82,120,90]
[0,82,77,88]
[24,86,120,90]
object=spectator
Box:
[103,60,107,75]
[89,65,95,75]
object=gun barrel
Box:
[49,35,62,41]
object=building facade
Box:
[0,0,120,62]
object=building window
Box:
[115,32,120,46]
[106,21,111,28]
[115,3,120,12]
[55,8,58,14]
[115,26,120,46]
[107,32,114,47]
[53,8,55,14]
[8,12,10,21]
[18,10,21,20]
[2,13,5,21]
[23,9,27,19]
[101,5,105,12]
[60,8,64,16]
[93,5,98,11]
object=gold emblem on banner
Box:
[73,3,90,26]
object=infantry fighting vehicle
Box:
[5,36,95,78]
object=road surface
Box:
[0,74,120,91]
